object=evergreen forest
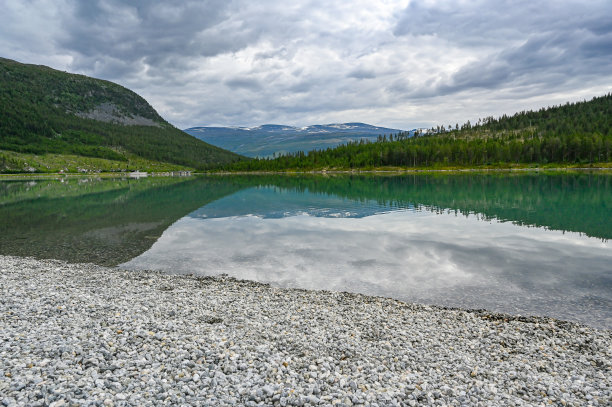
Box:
[228,94,612,171]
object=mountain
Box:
[184,122,411,157]
[0,57,244,172]
[228,94,612,171]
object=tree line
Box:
[227,94,612,171]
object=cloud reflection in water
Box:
[123,205,612,329]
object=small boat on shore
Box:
[129,171,148,178]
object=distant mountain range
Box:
[184,123,414,157]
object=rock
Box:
[0,255,610,407]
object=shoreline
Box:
[208,166,612,176]
[1,165,612,179]
[1,255,610,406]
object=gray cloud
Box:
[224,77,263,91]
[1,0,611,129]
[348,69,377,80]
[435,28,612,96]
[63,0,241,77]
[394,1,612,99]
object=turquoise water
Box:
[2,173,611,328]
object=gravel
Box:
[1,255,611,406]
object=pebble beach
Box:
[1,255,610,406]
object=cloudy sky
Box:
[1,0,611,129]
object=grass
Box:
[0,149,193,174]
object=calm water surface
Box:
[1,173,611,328]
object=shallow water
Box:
[2,173,611,328]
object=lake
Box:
[1,172,611,328]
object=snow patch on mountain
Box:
[183,122,412,158]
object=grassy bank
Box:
[0,149,194,174]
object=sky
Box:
[1,0,611,130]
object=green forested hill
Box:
[0,58,244,171]
[229,94,612,171]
